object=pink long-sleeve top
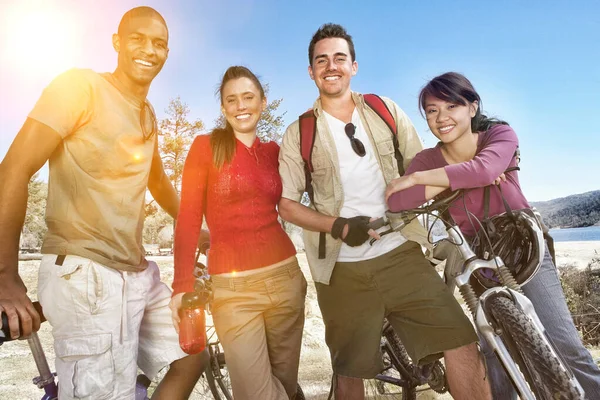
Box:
[172,134,296,295]
[387,124,530,237]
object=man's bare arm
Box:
[279,198,380,242]
[278,197,336,233]
[0,118,62,338]
[148,140,179,219]
[148,141,210,253]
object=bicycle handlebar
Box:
[368,190,464,232]
[0,301,46,343]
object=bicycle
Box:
[369,190,585,400]
[0,301,231,399]
[364,318,447,400]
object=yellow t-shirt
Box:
[29,68,157,272]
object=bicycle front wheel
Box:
[488,295,583,400]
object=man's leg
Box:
[379,242,491,400]
[137,262,206,400]
[314,258,387,400]
[444,343,492,400]
[38,255,142,399]
[152,351,208,399]
[335,375,365,400]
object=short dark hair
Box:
[419,72,508,132]
[117,6,168,37]
[308,23,355,66]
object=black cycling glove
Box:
[331,216,372,247]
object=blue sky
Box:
[0,0,598,201]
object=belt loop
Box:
[55,255,66,266]
[229,279,235,291]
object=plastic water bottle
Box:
[135,375,151,400]
[178,292,206,354]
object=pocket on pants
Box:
[55,333,115,399]
[55,258,104,314]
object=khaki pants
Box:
[211,259,307,400]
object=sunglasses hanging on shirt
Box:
[344,123,366,157]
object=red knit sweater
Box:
[172,134,296,295]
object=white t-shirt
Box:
[323,109,407,262]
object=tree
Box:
[143,97,203,246]
[158,96,205,194]
[21,173,47,249]
[213,84,287,144]
[143,207,173,246]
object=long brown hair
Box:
[210,66,265,169]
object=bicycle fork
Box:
[28,331,58,400]
[447,226,584,400]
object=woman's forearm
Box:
[413,168,450,189]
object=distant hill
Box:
[531,190,600,229]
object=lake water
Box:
[549,226,600,242]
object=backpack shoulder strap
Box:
[298,109,317,199]
[363,94,404,175]
[298,109,326,259]
[299,110,317,173]
[363,94,396,136]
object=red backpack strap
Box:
[299,110,317,174]
[298,109,326,259]
[363,94,405,175]
[299,109,317,204]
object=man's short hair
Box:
[117,6,168,37]
[308,23,355,66]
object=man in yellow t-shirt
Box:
[0,6,206,399]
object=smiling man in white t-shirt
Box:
[278,23,492,400]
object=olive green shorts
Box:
[315,241,477,378]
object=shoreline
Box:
[554,241,600,269]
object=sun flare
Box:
[1,1,83,80]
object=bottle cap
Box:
[182,292,202,308]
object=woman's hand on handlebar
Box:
[168,293,184,334]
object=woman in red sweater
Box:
[170,66,306,400]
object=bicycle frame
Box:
[27,332,58,400]
[1,311,58,400]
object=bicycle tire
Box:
[205,344,233,400]
[384,328,417,400]
[294,383,306,400]
[364,328,416,400]
[488,295,582,400]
